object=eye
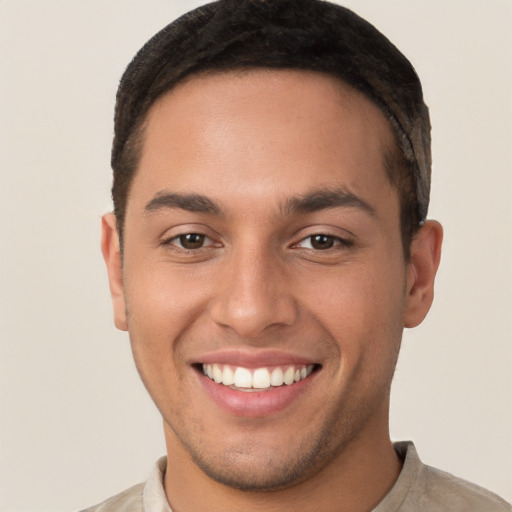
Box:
[166,233,213,250]
[296,234,352,250]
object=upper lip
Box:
[192,349,319,368]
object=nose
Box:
[209,245,298,339]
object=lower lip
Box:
[197,370,318,417]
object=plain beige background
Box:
[1,1,511,510]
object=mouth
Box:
[199,363,318,391]
[192,352,322,416]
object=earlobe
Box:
[101,213,128,331]
[404,220,443,328]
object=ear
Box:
[101,213,128,331]
[404,220,443,328]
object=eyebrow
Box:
[144,187,376,218]
[145,192,223,215]
[281,187,376,217]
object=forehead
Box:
[144,69,394,150]
[130,69,398,216]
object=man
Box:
[88,0,510,510]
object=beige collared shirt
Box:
[80,442,511,512]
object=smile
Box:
[202,363,315,391]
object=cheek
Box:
[302,260,406,352]
[125,258,209,325]
[122,262,210,377]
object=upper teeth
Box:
[202,363,314,389]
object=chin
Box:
[174,424,343,492]
[190,449,321,492]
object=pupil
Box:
[311,235,334,250]
[180,233,204,249]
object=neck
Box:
[163,419,402,512]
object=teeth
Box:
[233,367,252,388]
[222,365,234,386]
[270,367,284,386]
[253,368,271,389]
[284,366,295,385]
[202,363,315,389]
[212,364,223,383]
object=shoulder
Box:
[78,456,169,512]
[78,482,144,512]
[389,442,511,512]
[414,464,511,512]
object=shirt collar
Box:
[143,456,172,512]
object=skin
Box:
[102,69,442,512]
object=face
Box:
[103,70,440,491]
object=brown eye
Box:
[295,233,353,251]
[178,233,206,249]
[310,234,335,250]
